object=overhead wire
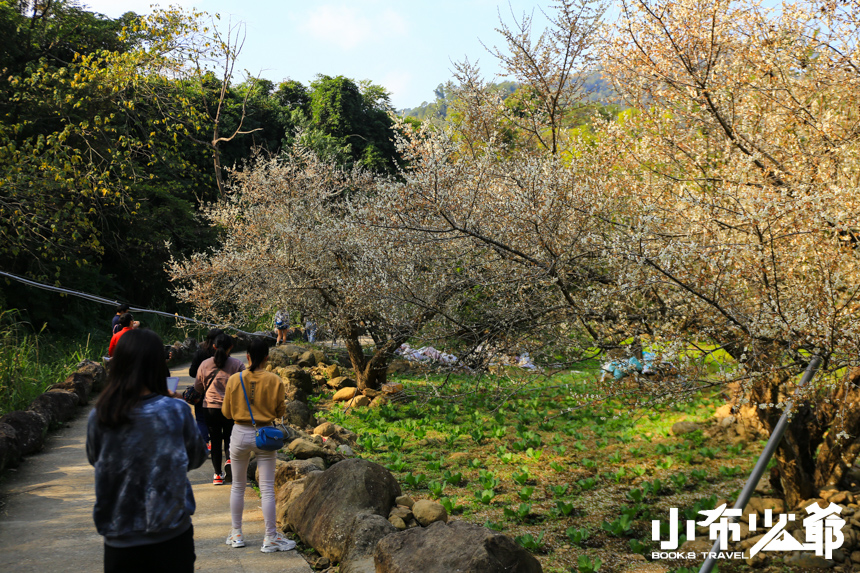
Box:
[0,269,274,339]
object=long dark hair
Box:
[96,329,169,428]
[202,328,224,355]
[247,338,269,372]
[212,333,233,369]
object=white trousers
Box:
[229,424,277,537]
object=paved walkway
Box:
[0,358,311,573]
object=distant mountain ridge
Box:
[399,73,615,121]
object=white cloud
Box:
[305,4,408,51]
[380,70,414,108]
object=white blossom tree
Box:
[168,145,474,390]
[386,122,633,369]
[600,0,860,506]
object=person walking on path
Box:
[86,328,208,573]
[304,319,317,343]
[221,338,295,553]
[108,313,139,357]
[194,333,244,485]
[188,328,224,448]
[110,303,129,335]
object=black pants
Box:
[104,524,194,573]
[205,407,233,475]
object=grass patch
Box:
[0,310,102,416]
[0,307,222,416]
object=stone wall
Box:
[0,359,105,474]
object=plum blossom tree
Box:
[385,122,629,368]
[600,0,860,506]
[167,145,474,390]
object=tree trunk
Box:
[358,348,393,391]
[341,325,403,391]
[812,368,860,490]
[343,328,369,387]
[752,367,818,508]
[212,144,225,196]
[752,364,860,508]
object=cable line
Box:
[0,269,273,339]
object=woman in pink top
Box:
[194,334,244,485]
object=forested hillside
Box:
[0,1,400,329]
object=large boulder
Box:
[0,410,48,455]
[284,385,308,404]
[288,438,330,460]
[374,520,543,573]
[286,458,401,564]
[277,476,315,531]
[0,423,21,472]
[28,391,78,427]
[310,349,327,365]
[76,360,106,392]
[283,343,306,354]
[341,514,398,573]
[284,400,314,429]
[275,459,325,488]
[46,372,92,405]
[269,346,301,368]
[298,351,318,367]
[279,366,314,394]
[333,387,360,402]
[327,376,357,390]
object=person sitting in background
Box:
[108,313,139,357]
[87,328,207,573]
[111,304,129,335]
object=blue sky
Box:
[79,0,558,109]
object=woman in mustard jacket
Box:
[221,338,295,553]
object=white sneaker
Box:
[225,528,245,548]
[261,532,296,553]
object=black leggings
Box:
[205,407,234,475]
[104,524,194,573]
